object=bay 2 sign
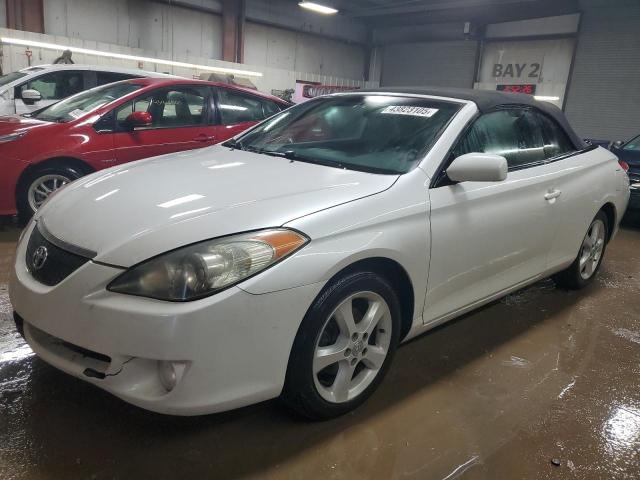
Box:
[492,63,541,79]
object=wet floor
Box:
[0,219,639,480]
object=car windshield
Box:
[623,135,640,152]
[33,82,142,123]
[228,95,461,174]
[0,71,28,87]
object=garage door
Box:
[564,3,640,141]
[380,40,478,88]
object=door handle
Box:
[194,134,215,142]
[544,189,562,201]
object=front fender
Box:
[238,171,432,321]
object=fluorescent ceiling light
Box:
[534,96,560,102]
[1,37,263,77]
[298,2,338,14]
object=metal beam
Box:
[346,0,539,17]
[222,0,245,63]
[360,0,581,28]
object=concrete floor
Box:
[0,220,639,480]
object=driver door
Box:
[424,108,562,324]
[113,85,216,163]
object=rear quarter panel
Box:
[547,146,629,270]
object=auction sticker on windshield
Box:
[68,109,86,119]
[380,106,439,117]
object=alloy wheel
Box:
[579,218,606,280]
[313,291,392,403]
[27,174,70,212]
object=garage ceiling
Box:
[331,0,581,27]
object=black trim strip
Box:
[38,219,97,259]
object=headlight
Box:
[0,131,26,143]
[108,229,309,301]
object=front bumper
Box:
[9,222,323,415]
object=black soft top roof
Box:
[357,86,586,149]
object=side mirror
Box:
[21,89,42,105]
[611,140,625,150]
[447,153,508,183]
[124,111,152,130]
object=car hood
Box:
[38,145,398,266]
[0,115,52,134]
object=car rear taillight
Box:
[618,160,629,172]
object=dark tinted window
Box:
[19,70,84,100]
[116,86,209,128]
[218,89,267,124]
[623,135,640,152]
[262,100,281,118]
[454,109,546,168]
[534,111,575,159]
[96,72,139,86]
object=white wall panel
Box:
[486,14,580,38]
[475,38,575,108]
[44,0,223,60]
[0,28,378,96]
[244,22,366,80]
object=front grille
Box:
[26,224,90,286]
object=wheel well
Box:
[600,203,616,241]
[331,257,415,341]
[15,157,94,199]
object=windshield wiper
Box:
[224,138,244,150]
[235,146,399,175]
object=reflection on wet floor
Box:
[0,221,639,479]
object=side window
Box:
[18,71,84,100]
[218,89,265,124]
[115,86,208,129]
[262,100,281,118]
[454,109,546,169]
[96,72,138,86]
[534,111,575,159]
[116,96,152,125]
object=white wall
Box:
[44,0,223,60]
[0,28,378,95]
[485,14,580,38]
[475,38,576,108]
[244,22,366,80]
[40,0,368,83]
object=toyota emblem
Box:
[32,246,48,270]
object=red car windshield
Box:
[33,82,142,123]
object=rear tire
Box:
[553,211,609,290]
[282,271,401,420]
[17,163,88,221]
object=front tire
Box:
[17,163,88,220]
[553,211,609,289]
[282,271,401,420]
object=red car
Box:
[0,77,289,219]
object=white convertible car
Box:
[9,88,630,419]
